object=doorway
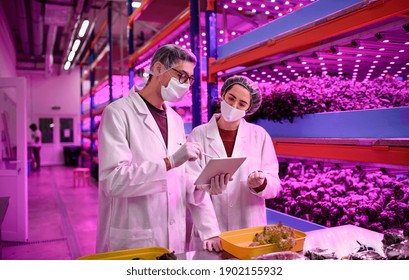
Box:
[0,77,28,242]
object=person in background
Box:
[29,123,42,171]
[96,44,224,254]
[187,75,282,250]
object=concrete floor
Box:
[2,165,98,260]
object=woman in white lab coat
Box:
[187,76,281,249]
[96,45,222,254]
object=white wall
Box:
[25,69,81,166]
[0,3,81,166]
[0,3,17,78]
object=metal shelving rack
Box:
[80,2,120,180]
[127,0,206,129]
[205,0,409,172]
[80,0,200,179]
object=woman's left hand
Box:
[203,236,223,252]
[247,170,266,188]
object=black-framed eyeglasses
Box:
[171,68,195,86]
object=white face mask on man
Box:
[161,76,190,102]
[220,100,246,122]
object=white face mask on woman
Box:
[161,77,190,103]
[220,100,246,122]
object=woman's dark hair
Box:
[29,124,37,131]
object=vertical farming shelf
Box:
[206,0,409,166]
[205,0,409,230]
[80,2,129,180]
[127,1,208,129]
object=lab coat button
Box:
[229,204,233,207]
[169,219,175,225]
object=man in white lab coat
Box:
[96,45,225,253]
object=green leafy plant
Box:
[248,90,303,123]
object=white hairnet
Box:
[220,75,262,115]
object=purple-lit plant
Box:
[250,75,409,123]
[267,163,409,233]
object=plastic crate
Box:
[77,246,171,260]
[219,225,307,260]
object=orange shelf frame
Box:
[81,132,91,139]
[81,113,90,121]
[90,19,108,49]
[90,45,109,70]
[273,142,409,167]
[92,105,106,117]
[208,0,409,79]
[128,0,154,27]
[128,7,190,67]
[80,151,98,165]
[80,18,108,66]
[80,92,90,102]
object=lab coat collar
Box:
[129,87,167,151]
[231,118,248,158]
[206,114,248,158]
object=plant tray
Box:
[219,225,307,260]
[77,246,171,260]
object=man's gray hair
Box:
[149,44,197,73]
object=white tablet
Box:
[194,157,246,185]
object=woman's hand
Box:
[247,170,266,189]
[196,174,232,195]
[203,236,223,252]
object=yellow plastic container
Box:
[219,225,307,260]
[77,246,171,260]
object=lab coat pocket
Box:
[109,227,154,251]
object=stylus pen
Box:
[177,142,214,158]
[202,152,214,158]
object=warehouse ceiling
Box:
[128,0,409,83]
[219,15,409,83]
[1,0,409,82]
[0,0,188,75]
[212,0,409,83]
[2,0,98,73]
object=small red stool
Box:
[73,168,90,187]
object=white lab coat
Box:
[96,87,220,253]
[187,114,281,234]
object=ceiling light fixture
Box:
[64,61,71,70]
[78,20,89,38]
[72,39,81,52]
[132,1,142,8]
[68,51,75,62]
[64,19,89,71]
